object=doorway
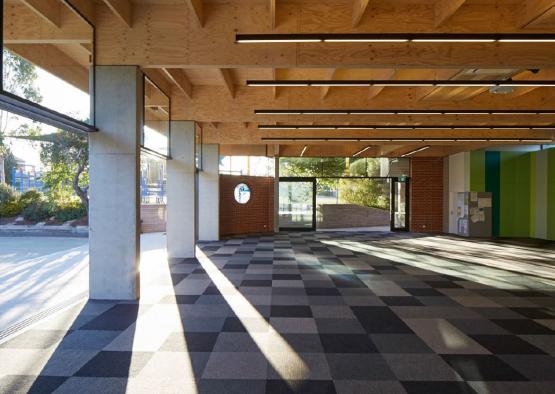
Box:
[278,177,316,231]
[278,176,409,232]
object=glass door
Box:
[391,178,409,231]
[279,177,316,231]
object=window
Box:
[142,76,170,157]
[1,1,95,131]
[279,157,410,178]
[219,156,275,177]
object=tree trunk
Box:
[73,161,88,211]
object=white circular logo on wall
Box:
[234,183,251,204]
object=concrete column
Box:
[198,144,220,241]
[89,66,142,300]
[167,121,196,258]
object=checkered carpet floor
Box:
[1,231,554,394]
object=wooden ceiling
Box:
[4,0,555,157]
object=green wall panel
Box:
[485,152,500,237]
[548,148,555,240]
[470,151,485,192]
[499,152,531,237]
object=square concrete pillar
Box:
[198,144,220,241]
[167,121,196,258]
[89,66,142,300]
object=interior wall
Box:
[466,147,555,240]
[220,175,274,237]
[447,152,470,234]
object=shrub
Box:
[22,200,53,222]
[54,202,87,222]
[19,189,44,205]
[0,199,24,217]
[0,183,17,205]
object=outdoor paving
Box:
[0,231,554,393]
[0,237,88,332]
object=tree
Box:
[0,49,42,184]
[10,132,89,209]
[40,132,89,209]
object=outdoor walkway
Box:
[0,231,554,393]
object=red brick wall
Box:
[140,204,166,233]
[220,175,274,236]
[410,157,444,233]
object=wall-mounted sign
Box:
[234,183,251,204]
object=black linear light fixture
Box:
[257,124,555,131]
[254,109,555,116]
[401,146,431,157]
[236,33,555,43]
[246,80,555,87]
[259,137,554,143]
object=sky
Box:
[5,67,90,168]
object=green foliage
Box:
[53,202,87,222]
[40,131,89,208]
[19,189,43,205]
[0,199,24,217]
[22,199,53,222]
[2,50,42,102]
[0,183,17,205]
[338,179,389,210]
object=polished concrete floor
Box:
[0,231,554,394]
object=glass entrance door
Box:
[391,178,409,231]
[279,178,316,230]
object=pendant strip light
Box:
[236,33,555,44]
[257,125,555,131]
[401,146,430,157]
[247,80,555,88]
[352,146,372,157]
[254,109,555,116]
[259,137,553,143]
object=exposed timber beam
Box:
[3,4,92,44]
[186,0,204,27]
[20,0,61,28]
[171,85,555,123]
[352,0,370,27]
[520,0,555,28]
[102,0,132,27]
[321,69,339,99]
[143,68,173,97]
[163,68,193,98]
[60,0,96,25]
[368,69,397,99]
[270,0,276,29]
[7,3,554,67]
[434,0,466,27]
[218,69,235,98]
[6,44,89,92]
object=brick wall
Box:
[141,204,166,233]
[410,157,444,233]
[220,175,274,237]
